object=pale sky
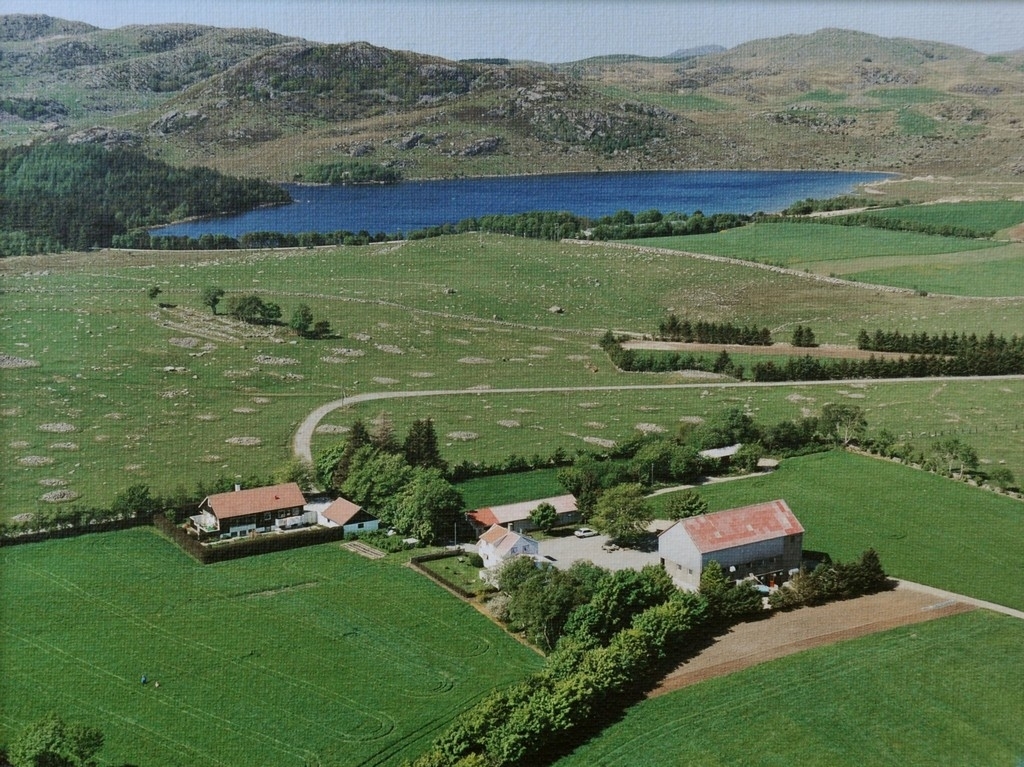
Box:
[6,0,1023,60]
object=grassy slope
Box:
[0,528,543,766]
[650,450,1024,611]
[555,611,1024,767]
[2,234,1023,517]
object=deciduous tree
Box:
[590,483,652,545]
[8,712,104,767]
[201,286,225,314]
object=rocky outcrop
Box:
[67,126,142,147]
[460,136,500,156]
[149,110,206,135]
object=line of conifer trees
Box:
[656,314,773,345]
[857,328,1024,356]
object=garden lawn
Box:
[0,528,543,766]
[555,611,1024,767]
[649,450,1024,611]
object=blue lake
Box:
[153,170,889,238]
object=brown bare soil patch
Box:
[649,587,974,698]
[623,340,919,361]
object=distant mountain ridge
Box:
[667,44,726,59]
[2,17,1022,180]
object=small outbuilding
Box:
[467,494,578,535]
[316,497,379,536]
[477,524,540,569]
[658,499,804,590]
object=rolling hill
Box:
[2,18,1023,183]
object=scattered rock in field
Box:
[0,354,39,369]
[9,440,30,449]
[548,306,564,314]
[19,455,54,466]
[584,421,606,429]
[315,424,350,434]
[225,436,262,446]
[160,389,189,399]
[635,423,666,434]
[374,344,404,355]
[168,337,201,348]
[497,420,520,428]
[410,371,435,378]
[196,414,219,421]
[39,478,68,487]
[331,348,365,357]
[253,355,299,365]
[352,333,372,342]
[459,357,492,364]
[583,436,616,448]
[447,431,478,441]
[38,422,76,433]
[566,354,590,361]
[577,402,600,409]
[373,377,400,385]
[49,442,78,450]
[12,513,34,522]
[233,407,256,414]
[252,397,272,404]
[40,490,79,503]
[104,412,125,420]
[200,454,222,462]
[124,464,143,471]
[2,408,22,417]
[679,415,704,424]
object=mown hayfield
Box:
[650,450,1024,611]
[632,222,1024,296]
[2,235,1023,518]
[555,611,1024,767]
[0,529,543,766]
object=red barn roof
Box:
[202,483,306,521]
[681,499,803,553]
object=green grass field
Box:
[632,222,1024,296]
[837,200,1024,234]
[2,234,1023,518]
[0,529,543,766]
[555,611,1024,767]
[650,450,1024,611]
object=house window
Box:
[263,512,272,520]
[357,522,364,529]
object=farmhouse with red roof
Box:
[658,499,804,589]
[191,482,310,538]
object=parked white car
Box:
[574,527,598,538]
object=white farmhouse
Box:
[476,524,540,569]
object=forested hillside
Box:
[0,143,289,254]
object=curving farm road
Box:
[291,374,1024,462]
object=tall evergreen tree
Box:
[403,418,447,471]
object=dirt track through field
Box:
[648,582,978,698]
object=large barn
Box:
[658,499,804,589]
